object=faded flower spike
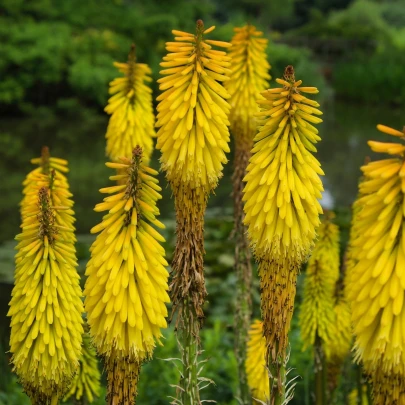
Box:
[156,20,231,192]
[8,187,84,404]
[64,332,101,403]
[105,45,155,164]
[84,147,169,404]
[300,214,340,354]
[243,65,323,403]
[226,24,271,143]
[347,124,405,404]
[246,320,269,402]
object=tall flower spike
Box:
[84,147,169,404]
[225,25,271,404]
[8,187,84,404]
[64,332,101,403]
[243,65,323,403]
[156,19,231,192]
[156,20,231,404]
[226,24,271,143]
[347,124,405,404]
[21,146,69,217]
[246,320,270,403]
[300,214,340,354]
[105,45,156,164]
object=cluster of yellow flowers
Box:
[156,21,231,193]
[9,152,83,403]
[347,124,405,402]
[243,66,324,264]
[300,215,340,354]
[245,320,269,402]
[226,25,271,143]
[105,45,156,164]
[84,147,169,361]
[64,333,101,403]
[243,67,324,369]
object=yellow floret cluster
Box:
[84,147,169,361]
[156,20,232,192]
[9,184,83,403]
[300,216,340,353]
[347,124,405,402]
[243,67,324,265]
[245,320,269,402]
[226,24,271,142]
[105,45,155,164]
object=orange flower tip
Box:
[377,124,404,138]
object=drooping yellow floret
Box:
[84,147,169,361]
[226,25,271,143]
[243,65,324,265]
[105,45,155,164]
[347,124,405,403]
[156,20,231,192]
[21,146,69,217]
[64,333,101,403]
[8,187,84,403]
[300,215,340,353]
[246,320,269,402]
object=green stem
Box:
[232,143,252,405]
[51,394,58,405]
[356,366,362,405]
[181,298,201,405]
[314,335,325,405]
[268,343,286,405]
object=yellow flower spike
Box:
[156,19,231,193]
[156,20,231,404]
[225,25,271,403]
[243,65,323,402]
[8,186,84,404]
[300,214,340,354]
[226,24,271,144]
[347,124,405,404]
[84,146,169,404]
[64,333,101,403]
[105,45,156,164]
[246,320,270,403]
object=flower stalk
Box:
[84,146,169,404]
[225,25,271,404]
[156,20,231,403]
[243,65,324,404]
